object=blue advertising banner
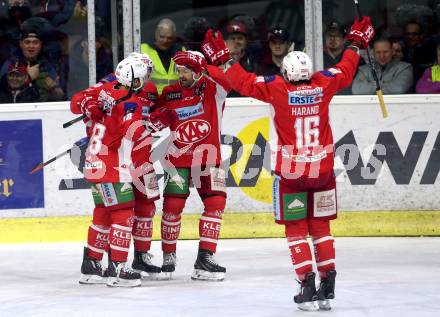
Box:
[0,120,44,209]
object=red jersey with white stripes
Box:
[225,50,360,177]
[159,65,231,167]
[83,82,151,183]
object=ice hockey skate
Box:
[106,254,141,287]
[317,270,336,310]
[132,251,161,279]
[294,272,319,311]
[191,249,226,281]
[78,247,107,285]
[161,252,177,279]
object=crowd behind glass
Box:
[1,0,439,104]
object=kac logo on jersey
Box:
[176,103,205,120]
[288,92,322,106]
[174,119,211,144]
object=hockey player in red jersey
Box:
[202,17,375,309]
[157,50,232,281]
[74,55,176,287]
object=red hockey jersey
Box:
[159,65,231,167]
[225,49,360,177]
[81,82,152,183]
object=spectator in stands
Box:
[391,38,405,61]
[0,0,32,66]
[352,37,413,94]
[67,18,112,97]
[0,59,39,103]
[183,16,211,52]
[225,20,257,72]
[416,43,440,93]
[323,21,347,68]
[254,27,292,76]
[403,21,435,83]
[0,29,64,101]
[141,18,183,94]
[31,0,76,27]
[323,21,351,95]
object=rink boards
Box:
[0,95,440,239]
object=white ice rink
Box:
[1,238,439,317]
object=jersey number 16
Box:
[293,116,320,148]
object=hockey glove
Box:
[173,51,207,74]
[81,96,105,121]
[146,107,177,132]
[202,29,231,66]
[347,16,375,49]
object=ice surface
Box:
[0,238,439,317]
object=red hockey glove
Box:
[173,51,207,74]
[147,108,177,132]
[81,96,105,121]
[347,16,375,49]
[202,29,231,66]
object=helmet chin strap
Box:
[184,71,202,88]
[192,72,203,83]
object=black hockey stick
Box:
[63,66,136,128]
[29,148,71,174]
[353,0,388,118]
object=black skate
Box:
[294,272,319,311]
[161,252,177,279]
[79,247,107,285]
[191,249,226,281]
[107,255,141,287]
[317,270,337,310]
[132,251,161,279]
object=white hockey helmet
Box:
[127,52,154,80]
[115,56,152,90]
[281,51,313,82]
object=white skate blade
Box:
[79,274,107,285]
[297,301,319,311]
[160,271,173,280]
[318,299,331,310]
[191,269,225,281]
[106,277,141,288]
[134,270,161,280]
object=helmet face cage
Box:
[281,51,313,82]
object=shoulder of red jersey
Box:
[318,67,343,78]
[98,73,117,84]
[255,74,282,84]
[138,83,158,104]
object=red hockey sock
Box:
[309,219,335,277]
[109,208,134,262]
[199,211,222,253]
[133,202,156,252]
[198,195,225,252]
[87,224,110,260]
[161,197,185,253]
[161,213,182,253]
[313,236,335,277]
[285,220,313,281]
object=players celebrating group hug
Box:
[70,16,375,311]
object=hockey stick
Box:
[353,0,388,118]
[29,148,72,174]
[29,137,90,174]
[63,67,136,129]
[31,106,168,175]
